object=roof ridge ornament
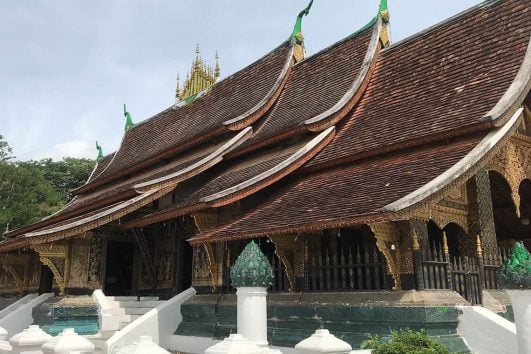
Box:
[352,0,391,45]
[379,0,390,23]
[379,0,391,46]
[292,0,314,63]
[124,104,134,131]
[95,141,104,162]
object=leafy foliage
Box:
[0,135,96,237]
[362,330,451,354]
[498,242,531,289]
[0,162,63,236]
[0,135,14,163]
[25,158,96,202]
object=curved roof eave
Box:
[4,130,253,240]
[0,186,173,253]
[201,126,335,205]
[483,35,531,126]
[74,42,295,195]
[383,107,525,213]
[222,43,295,130]
[122,127,336,229]
[133,127,253,192]
[304,17,383,130]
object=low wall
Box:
[105,287,196,354]
[32,296,99,335]
[457,306,517,354]
[0,293,52,338]
[175,290,470,353]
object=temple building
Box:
[0,0,529,350]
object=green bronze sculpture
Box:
[124,104,134,130]
[498,242,531,289]
[230,240,274,288]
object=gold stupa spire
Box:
[175,44,220,103]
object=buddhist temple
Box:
[0,0,529,350]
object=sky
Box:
[0,0,482,161]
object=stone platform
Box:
[176,290,471,353]
[32,296,99,335]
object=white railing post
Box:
[295,329,352,354]
[116,336,170,354]
[9,325,51,354]
[236,287,268,346]
[41,328,95,354]
[92,290,119,332]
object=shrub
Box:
[498,242,531,289]
[362,329,451,354]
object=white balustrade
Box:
[204,334,263,354]
[116,336,170,354]
[8,325,51,354]
[41,328,94,354]
[295,329,352,354]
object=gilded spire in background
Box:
[176,44,220,103]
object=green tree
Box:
[0,135,14,163]
[0,135,96,238]
[0,162,63,236]
[30,158,96,202]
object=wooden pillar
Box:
[192,211,222,291]
[442,231,453,289]
[410,229,424,291]
[369,223,402,290]
[269,235,297,292]
[467,170,498,257]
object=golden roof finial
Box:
[175,74,181,102]
[177,44,219,103]
[215,51,220,80]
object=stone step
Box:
[106,296,159,301]
[83,333,105,348]
[112,306,153,315]
[112,314,143,323]
[111,300,163,308]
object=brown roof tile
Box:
[190,133,484,243]
[235,25,376,155]
[308,0,530,168]
[77,42,293,192]
[85,153,114,184]
[124,129,335,228]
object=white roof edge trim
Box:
[200,126,335,203]
[222,45,295,126]
[133,127,253,190]
[24,189,161,238]
[303,17,382,126]
[382,107,524,212]
[483,35,531,122]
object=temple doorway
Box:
[105,241,134,296]
[490,172,531,250]
[176,238,193,293]
[38,263,54,294]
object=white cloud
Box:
[30,139,95,161]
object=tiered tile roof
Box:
[2,0,529,250]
